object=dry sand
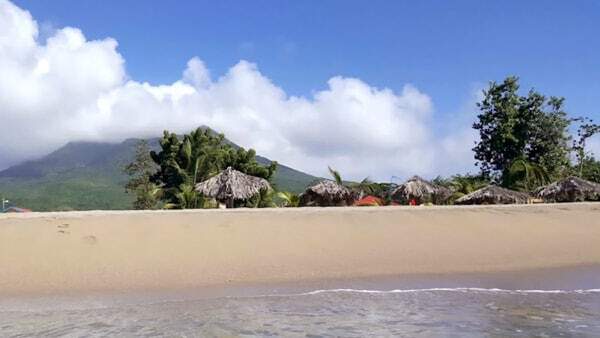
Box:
[1,203,600,296]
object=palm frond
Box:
[506,158,550,191]
[276,191,300,207]
[328,166,342,185]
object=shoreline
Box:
[1,203,600,298]
[2,264,600,312]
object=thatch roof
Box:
[391,176,452,205]
[455,185,529,205]
[299,180,354,207]
[536,176,600,203]
[195,167,271,205]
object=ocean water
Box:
[2,287,600,337]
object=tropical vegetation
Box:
[123,76,600,209]
[124,127,277,209]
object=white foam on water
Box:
[3,287,599,313]
[261,287,600,298]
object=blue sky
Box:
[2,0,600,178]
[14,0,600,118]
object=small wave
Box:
[262,287,600,298]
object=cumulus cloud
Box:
[0,0,475,180]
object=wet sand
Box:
[2,265,600,337]
[1,203,600,297]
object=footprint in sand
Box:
[82,235,98,245]
[57,224,70,234]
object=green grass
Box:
[0,170,133,211]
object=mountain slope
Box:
[0,138,317,211]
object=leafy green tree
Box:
[527,97,571,178]
[577,157,600,183]
[572,118,600,177]
[223,147,277,180]
[473,76,571,186]
[123,140,160,210]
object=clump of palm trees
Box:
[124,128,277,210]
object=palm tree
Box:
[328,166,343,185]
[246,188,276,208]
[434,174,488,203]
[451,175,487,194]
[173,183,204,209]
[503,158,550,191]
[297,166,356,207]
[276,191,300,207]
[327,167,388,201]
[178,129,224,185]
[349,177,385,200]
[133,183,163,210]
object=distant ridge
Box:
[0,136,317,211]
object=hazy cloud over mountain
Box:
[0,0,477,180]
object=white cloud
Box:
[0,0,477,180]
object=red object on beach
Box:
[409,199,417,206]
[354,195,384,206]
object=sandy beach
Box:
[1,203,600,297]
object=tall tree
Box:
[149,132,187,204]
[124,140,160,210]
[526,96,571,178]
[572,117,600,177]
[473,76,571,187]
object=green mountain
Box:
[0,138,317,211]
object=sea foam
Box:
[262,287,600,298]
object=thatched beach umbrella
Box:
[454,185,529,205]
[195,167,271,208]
[536,176,600,203]
[391,176,452,205]
[299,180,354,207]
